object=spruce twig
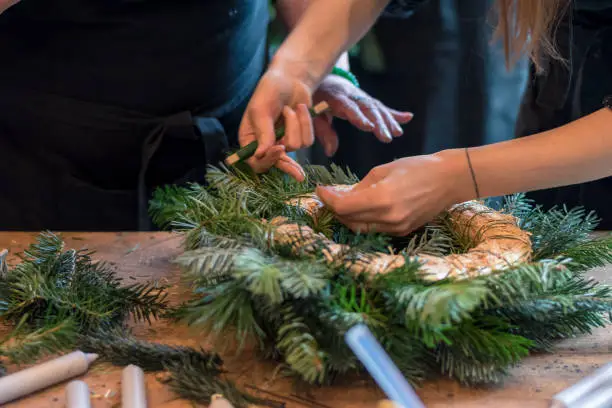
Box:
[0,232,170,368]
[0,316,77,364]
[165,358,277,408]
[80,329,223,373]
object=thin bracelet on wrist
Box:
[464,148,480,199]
[604,95,612,110]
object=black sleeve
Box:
[383,0,431,18]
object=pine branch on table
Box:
[79,328,223,373]
[0,232,168,365]
[0,316,77,364]
[165,357,281,408]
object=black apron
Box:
[0,0,268,231]
[515,3,612,230]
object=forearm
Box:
[1,0,20,14]
[275,0,352,71]
[270,0,390,90]
[444,108,612,201]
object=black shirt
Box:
[0,0,269,115]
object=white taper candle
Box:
[209,394,235,408]
[0,350,98,405]
[65,380,91,408]
[121,364,147,408]
[551,363,612,408]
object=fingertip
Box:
[255,141,273,158]
[376,129,393,143]
[396,112,414,123]
[316,185,344,210]
[353,111,375,131]
[326,139,339,157]
[391,123,404,137]
[276,161,305,182]
[315,185,332,201]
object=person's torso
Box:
[0,0,269,114]
[515,0,612,228]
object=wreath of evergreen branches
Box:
[150,164,612,388]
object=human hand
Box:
[238,68,414,181]
[1,0,20,13]
[312,75,413,157]
[316,150,475,236]
[238,67,313,182]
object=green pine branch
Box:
[276,305,327,384]
[559,235,612,272]
[80,328,222,373]
[435,316,532,385]
[165,357,275,408]
[233,248,332,304]
[0,232,171,369]
[0,316,77,364]
[178,281,267,351]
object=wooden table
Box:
[1,232,611,408]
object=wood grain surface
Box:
[0,232,610,408]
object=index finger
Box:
[316,185,385,216]
[248,105,279,159]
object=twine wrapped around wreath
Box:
[274,186,532,281]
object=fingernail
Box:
[383,130,392,141]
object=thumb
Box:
[353,168,385,191]
[316,184,374,215]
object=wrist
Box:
[269,50,329,93]
[434,149,478,205]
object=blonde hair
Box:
[494,0,570,72]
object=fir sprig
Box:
[78,327,266,408]
[276,305,328,384]
[79,328,223,373]
[0,316,77,364]
[179,281,267,351]
[165,357,275,408]
[0,232,168,365]
[435,316,533,385]
[3,232,168,329]
[560,235,612,272]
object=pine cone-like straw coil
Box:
[274,186,532,281]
